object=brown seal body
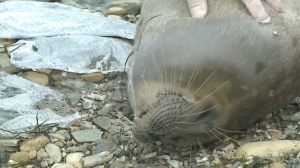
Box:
[127,0,300,145]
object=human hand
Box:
[186,0,282,24]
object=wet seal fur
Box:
[127,0,300,145]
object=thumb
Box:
[187,0,208,19]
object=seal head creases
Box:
[127,0,300,146]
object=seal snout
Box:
[133,92,221,144]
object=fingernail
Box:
[257,17,271,24]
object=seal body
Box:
[127,0,300,145]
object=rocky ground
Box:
[1,0,300,168]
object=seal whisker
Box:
[172,126,189,131]
[211,128,240,143]
[207,127,227,143]
[178,104,219,118]
[174,120,205,125]
[190,63,220,98]
[180,81,230,115]
[212,126,242,133]
[161,47,168,85]
[196,139,207,156]
[151,52,163,83]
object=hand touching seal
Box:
[187,0,282,23]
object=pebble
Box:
[51,74,64,81]
[67,145,88,153]
[51,163,75,168]
[71,129,103,143]
[167,160,181,168]
[37,148,49,161]
[28,150,37,159]
[235,140,300,158]
[0,44,4,52]
[107,15,123,20]
[92,139,119,155]
[87,92,106,101]
[290,112,300,122]
[82,152,113,167]
[268,130,283,139]
[36,69,52,75]
[0,139,20,147]
[107,7,127,16]
[45,143,63,163]
[0,53,20,73]
[144,152,157,159]
[270,162,286,168]
[81,73,104,83]
[93,116,112,131]
[110,162,125,168]
[41,161,48,167]
[9,152,29,163]
[66,152,84,163]
[55,130,71,141]
[23,71,49,86]
[49,133,66,141]
[54,141,65,148]
[20,136,50,152]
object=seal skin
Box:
[127,0,300,146]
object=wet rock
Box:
[82,151,113,167]
[81,73,104,83]
[66,152,84,163]
[45,143,62,163]
[22,71,49,86]
[67,92,82,106]
[28,150,37,159]
[0,53,20,73]
[9,152,29,163]
[71,129,103,143]
[20,136,49,152]
[107,7,127,16]
[93,116,111,131]
[37,69,52,75]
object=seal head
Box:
[128,0,300,146]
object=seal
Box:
[127,0,300,146]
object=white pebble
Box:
[144,152,157,159]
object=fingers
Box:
[240,0,270,24]
[265,0,282,12]
[186,0,208,19]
